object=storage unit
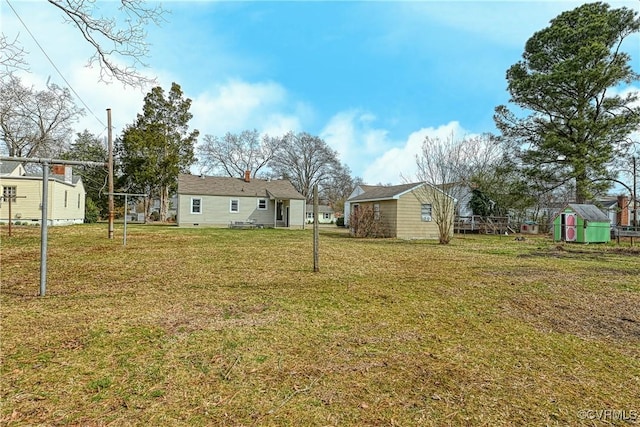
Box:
[520,221,539,235]
[553,204,610,243]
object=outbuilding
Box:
[553,203,610,243]
[344,182,454,240]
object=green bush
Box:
[85,198,100,223]
[336,217,345,227]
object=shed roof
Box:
[564,203,610,223]
[347,182,425,202]
[177,174,305,200]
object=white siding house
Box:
[177,174,306,228]
[305,204,336,224]
[0,160,86,226]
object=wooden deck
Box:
[455,216,517,235]
[612,226,640,244]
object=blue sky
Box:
[2,1,639,184]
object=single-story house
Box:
[305,204,336,224]
[344,182,454,240]
[177,173,306,228]
[553,203,611,243]
[0,160,86,226]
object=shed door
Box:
[564,213,577,242]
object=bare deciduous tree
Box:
[321,163,361,214]
[0,34,28,78]
[413,134,473,244]
[270,132,342,201]
[0,75,84,157]
[3,0,165,87]
[198,130,282,178]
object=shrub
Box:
[349,205,389,238]
[336,217,345,227]
[84,198,100,223]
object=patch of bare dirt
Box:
[519,245,640,259]
[505,284,640,351]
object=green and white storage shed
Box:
[553,203,611,243]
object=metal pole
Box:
[40,162,49,297]
[0,156,107,296]
[123,194,128,246]
[7,196,12,237]
[633,156,637,228]
[632,156,637,247]
[313,184,319,273]
[107,108,114,239]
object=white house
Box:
[0,160,86,225]
[305,204,336,224]
[176,173,306,228]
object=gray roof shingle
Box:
[178,174,305,200]
[0,160,23,175]
[348,182,424,202]
[566,203,610,222]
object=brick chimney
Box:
[244,170,251,183]
[617,195,629,226]
[52,164,72,183]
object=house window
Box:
[374,203,380,221]
[421,204,432,221]
[64,190,68,207]
[2,186,17,202]
[230,199,239,213]
[78,194,81,208]
[323,212,331,220]
[257,198,267,210]
[307,212,314,219]
[191,198,202,214]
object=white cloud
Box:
[321,109,392,174]
[391,1,639,50]
[190,79,305,138]
[69,66,151,137]
[362,121,471,185]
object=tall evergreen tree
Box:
[117,82,198,221]
[62,130,108,218]
[494,2,640,203]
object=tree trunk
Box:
[575,167,588,204]
[144,197,151,223]
[160,185,169,222]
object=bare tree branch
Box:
[46,0,166,87]
[270,132,341,201]
[198,130,283,178]
[0,75,84,157]
[0,33,29,78]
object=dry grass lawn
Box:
[1,224,639,426]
